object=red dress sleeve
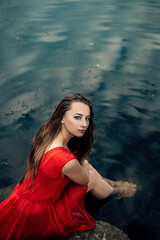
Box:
[58,147,77,170]
[41,147,77,178]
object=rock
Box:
[0,183,16,202]
[70,221,130,240]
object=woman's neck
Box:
[48,130,72,151]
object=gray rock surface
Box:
[70,221,130,240]
[0,184,16,201]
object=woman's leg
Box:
[87,162,137,199]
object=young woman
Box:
[0,93,136,240]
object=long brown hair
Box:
[20,93,95,184]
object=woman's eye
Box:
[74,116,81,119]
[74,116,90,120]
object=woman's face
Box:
[61,101,90,138]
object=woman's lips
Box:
[78,130,86,133]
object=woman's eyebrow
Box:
[74,113,90,117]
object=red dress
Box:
[0,147,95,240]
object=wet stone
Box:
[70,221,130,240]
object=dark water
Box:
[0,0,160,239]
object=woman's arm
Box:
[62,159,90,185]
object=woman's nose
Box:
[81,119,87,127]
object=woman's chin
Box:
[75,132,85,137]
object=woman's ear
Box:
[61,118,64,124]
